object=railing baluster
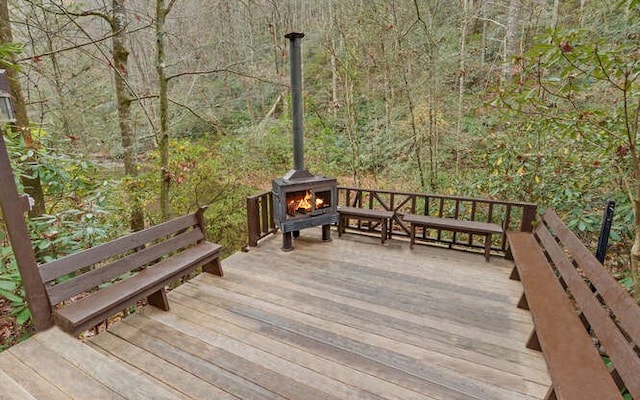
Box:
[469,200,477,246]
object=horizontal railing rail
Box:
[338,186,537,254]
[246,187,537,254]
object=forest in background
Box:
[1,0,640,347]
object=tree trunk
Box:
[456,0,469,173]
[0,0,46,218]
[503,0,521,83]
[156,0,171,221]
[112,0,144,231]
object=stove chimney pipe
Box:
[283,32,312,180]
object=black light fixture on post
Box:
[0,69,16,123]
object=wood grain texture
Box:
[39,213,200,281]
[46,229,205,304]
[507,231,621,400]
[53,242,221,334]
[0,229,550,399]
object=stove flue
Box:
[272,32,338,251]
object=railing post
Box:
[246,196,259,247]
[0,136,52,331]
[521,204,538,232]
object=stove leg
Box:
[322,224,332,242]
[293,230,300,238]
[282,231,294,251]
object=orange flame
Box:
[287,190,325,216]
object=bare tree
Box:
[52,1,145,230]
[111,0,144,230]
[503,0,521,82]
[157,0,172,221]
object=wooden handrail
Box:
[245,186,537,254]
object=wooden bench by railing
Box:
[403,214,503,261]
[337,206,394,244]
[338,187,536,254]
[507,208,640,399]
[246,187,537,253]
[40,207,223,335]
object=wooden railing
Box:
[246,187,537,254]
[246,191,277,247]
[339,186,537,254]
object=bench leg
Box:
[338,215,345,237]
[509,266,521,281]
[409,223,416,249]
[381,218,387,244]
[148,288,170,311]
[484,234,491,262]
[203,258,223,277]
[544,386,557,400]
[526,328,541,351]
[517,292,529,310]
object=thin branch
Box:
[24,1,111,25]
[168,97,223,135]
[168,67,288,87]
[593,46,624,91]
[166,0,179,15]
[475,16,506,29]
[16,24,150,62]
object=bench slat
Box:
[402,214,503,234]
[542,209,640,347]
[507,231,621,400]
[536,223,640,398]
[39,213,200,282]
[337,206,394,218]
[46,228,205,305]
[53,242,221,335]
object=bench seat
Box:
[337,206,394,244]
[403,213,502,261]
[53,242,221,335]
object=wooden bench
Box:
[337,206,394,244]
[402,213,503,261]
[507,208,640,400]
[38,207,223,336]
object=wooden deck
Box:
[0,229,550,399]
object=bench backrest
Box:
[39,207,208,307]
[536,209,640,398]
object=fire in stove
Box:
[286,190,331,217]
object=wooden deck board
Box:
[0,229,550,399]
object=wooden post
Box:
[521,204,537,233]
[246,195,259,247]
[0,136,52,331]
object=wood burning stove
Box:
[272,32,338,251]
